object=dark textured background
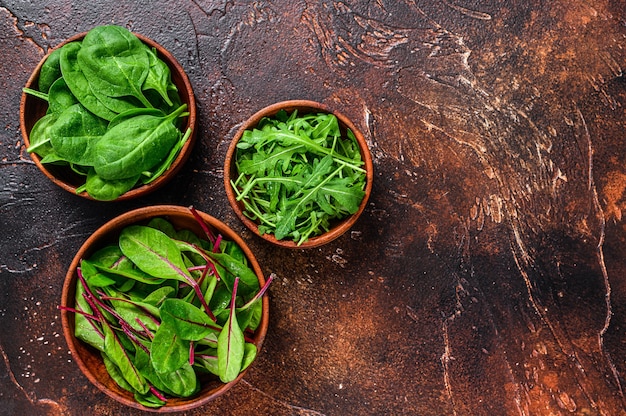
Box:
[1,1,626,414]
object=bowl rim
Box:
[223,99,374,249]
[60,205,269,412]
[19,29,197,201]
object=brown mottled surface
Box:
[1,1,626,415]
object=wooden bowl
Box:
[60,205,270,412]
[224,100,374,249]
[20,30,196,201]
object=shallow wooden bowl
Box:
[20,31,196,201]
[224,100,374,249]
[60,205,269,412]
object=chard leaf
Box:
[217,278,245,383]
[241,342,258,372]
[150,322,189,374]
[74,282,105,352]
[119,225,192,284]
[102,353,135,392]
[102,321,149,394]
[155,361,198,397]
[160,298,219,341]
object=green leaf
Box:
[205,251,260,297]
[27,113,59,157]
[92,105,185,180]
[241,342,258,372]
[74,282,105,352]
[77,25,152,108]
[38,47,63,93]
[217,279,245,383]
[155,361,198,397]
[47,77,78,114]
[141,127,191,185]
[150,322,189,374]
[143,47,174,106]
[146,217,178,238]
[160,298,218,341]
[84,168,139,201]
[59,41,118,121]
[119,225,193,284]
[102,321,149,394]
[49,103,108,166]
[102,352,135,392]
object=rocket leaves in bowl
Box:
[229,109,367,245]
[23,25,190,201]
[61,209,273,408]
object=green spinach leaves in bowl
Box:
[21,25,196,201]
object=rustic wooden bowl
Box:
[60,205,270,412]
[20,31,196,201]
[224,100,374,249]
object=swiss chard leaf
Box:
[119,225,192,284]
[217,278,245,383]
[150,322,189,374]
[102,321,149,394]
[160,298,218,341]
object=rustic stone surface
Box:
[1,1,625,414]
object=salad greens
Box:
[230,109,367,245]
[24,25,190,200]
[61,207,273,408]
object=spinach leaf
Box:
[49,103,107,166]
[59,41,118,121]
[92,105,186,180]
[84,168,140,201]
[26,113,58,157]
[108,107,165,129]
[38,47,63,93]
[143,47,174,107]
[77,25,152,108]
[47,77,78,114]
[141,127,191,185]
